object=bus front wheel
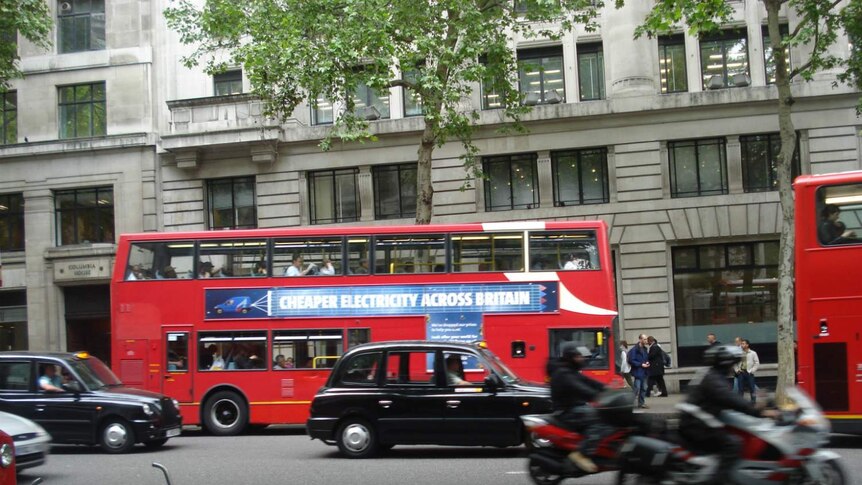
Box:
[203,391,248,436]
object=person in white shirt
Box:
[735,339,760,403]
[563,251,591,270]
[319,256,336,275]
[618,340,633,389]
[285,254,315,276]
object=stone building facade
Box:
[1,0,859,387]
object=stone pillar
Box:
[726,136,744,195]
[23,189,61,350]
[603,0,657,97]
[536,150,553,208]
[358,165,374,221]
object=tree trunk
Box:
[415,116,437,225]
[766,0,796,405]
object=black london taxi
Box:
[307,340,551,458]
[0,351,182,453]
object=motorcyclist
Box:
[549,342,607,473]
[680,344,777,484]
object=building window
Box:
[54,186,114,245]
[552,148,609,206]
[673,241,780,367]
[1,91,15,145]
[0,193,24,251]
[483,153,539,211]
[311,95,334,125]
[669,138,728,198]
[213,70,242,96]
[58,82,106,139]
[578,43,605,101]
[308,168,360,224]
[763,25,791,85]
[373,163,417,220]
[352,83,390,120]
[206,177,257,230]
[518,47,565,105]
[700,30,749,89]
[402,69,423,117]
[658,35,687,94]
[741,133,800,193]
[58,0,106,54]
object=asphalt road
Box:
[18,429,862,485]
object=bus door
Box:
[162,328,193,402]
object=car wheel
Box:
[144,438,169,449]
[203,391,248,436]
[216,308,223,314]
[336,418,378,458]
[100,418,136,454]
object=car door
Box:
[30,361,98,443]
[374,350,448,444]
[439,351,522,446]
[0,359,38,420]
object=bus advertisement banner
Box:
[204,282,558,319]
[426,312,484,371]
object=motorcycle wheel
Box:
[527,457,563,485]
[804,459,847,485]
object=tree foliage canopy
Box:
[0,0,53,88]
[165,0,599,164]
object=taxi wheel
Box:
[203,391,247,436]
[336,418,378,458]
[100,418,136,454]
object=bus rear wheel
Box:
[203,391,248,436]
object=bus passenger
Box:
[199,261,217,278]
[127,264,145,280]
[354,259,369,274]
[209,346,225,370]
[284,254,316,276]
[564,251,591,270]
[274,354,287,369]
[819,204,856,244]
[162,265,178,279]
[251,261,267,277]
[285,357,295,368]
[319,256,336,275]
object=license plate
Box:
[166,428,181,438]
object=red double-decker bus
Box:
[795,172,862,435]
[111,221,619,435]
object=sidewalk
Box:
[633,392,685,421]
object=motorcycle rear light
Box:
[798,448,814,456]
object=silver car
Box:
[0,411,51,471]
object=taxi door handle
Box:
[378,400,393,409]
[446,400,461,408]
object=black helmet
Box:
[703,344,743,368]
[560,342,591,360]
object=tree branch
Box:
[789,0,842,39]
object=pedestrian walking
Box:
[647,336,668,397]
[618,340,633,389]
[735,339,760,403]
[628,334,650,408]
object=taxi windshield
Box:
[67,356,122,389]
[478,348,521,384]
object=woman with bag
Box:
[646,336,668,397]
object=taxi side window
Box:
[0,361,31,391]
[443,352,489,386]
[385,351,436,386]
[338,352,382,386]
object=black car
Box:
[0,351,182,453]
[307,340,551,458]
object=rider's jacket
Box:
[550,360,606,411]
[684,367,762,419]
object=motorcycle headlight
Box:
[142,403,156,416]
[0,443,12,468]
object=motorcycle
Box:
[616,387,847,485]
[521,390,651,485]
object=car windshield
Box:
[67,356,122,390]
[478,348,521,385]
